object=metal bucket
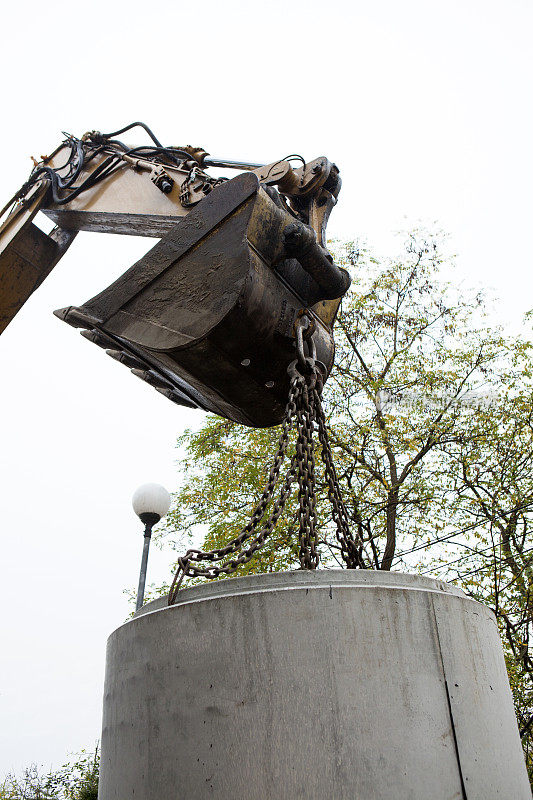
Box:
[55,173,349,427]
[99,571,530,799]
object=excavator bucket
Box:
[0,126,349,427]
[54,171,348,427]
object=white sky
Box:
[1,0,532,777]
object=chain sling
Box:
[168,316,367,605]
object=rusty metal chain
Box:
[314,392,367,569]
[295,378,319,569]
[168,380,300,603]
[168,316,367,604]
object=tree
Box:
[158,230,508,573]
[428,349,533,776]
[1,747,99,800]
[154,229,533,779]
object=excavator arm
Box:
[0,123,349,427]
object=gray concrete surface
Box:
[99,570,531,799]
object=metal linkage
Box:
[167,317,367,604]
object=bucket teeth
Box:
[155,386,197,409]
[80,329,116,349]
[53,307,71,322]
[108,348,198,409]
[54,306,102,329]
[106,349,145,370]
[131,368,172,391]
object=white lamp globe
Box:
[132,483,171,523]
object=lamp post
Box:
[132,483,171,611]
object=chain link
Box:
[314,391,367,569]
[168,318,368,605]
[295,379,319,569]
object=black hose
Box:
[123,145,192,166]
[17,123,192,206]
[99,122,163,148]
[53,155,123,204]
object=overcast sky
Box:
[1,0,532,777]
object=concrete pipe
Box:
[98,570,530,799]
